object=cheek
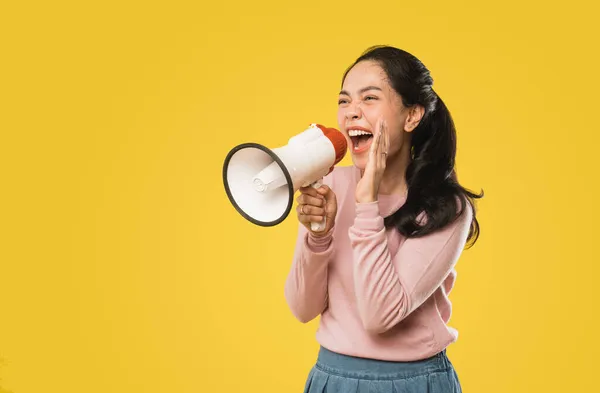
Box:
[377,113,404,151]
[363,104,393,130]
[388,128,405,152]
[361,106,379,123]
[336,110,351,145]
[336,109,345,127]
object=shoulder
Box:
[456,195,474,225]
[444,196,474,244]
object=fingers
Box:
[296,202,325,216]
[380,119,388,166]
[378,121,384,152]
[296,189,326,221]
[384,119,390,154]
[314,184,332,197]
[367,119,381,168]
[296,202,325,226]
[298,185,322,198]
[297,212,325,224]
[380,119,385,150]
[296,193,325,207]
[299,184,333,202]
[296,183,337,227]
[377,119,384,161]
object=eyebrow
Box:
[339,86,383,96]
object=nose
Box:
[345,103,362,121]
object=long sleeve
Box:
[348,201,472,334]
[284,224,334,323]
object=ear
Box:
[403,104,425,133]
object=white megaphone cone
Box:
[223,123,347,229]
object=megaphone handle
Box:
[310,179,326,232]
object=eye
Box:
[338,98,349,105]
[364,96,378,101]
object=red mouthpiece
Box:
[315,124,347,165]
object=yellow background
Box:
[1,1,599,392]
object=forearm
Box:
[284,227,333,323]
[349,201,471,334]
[349,202,409,333]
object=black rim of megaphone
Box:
[223,142,294,227]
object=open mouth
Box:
[348,129,374,153]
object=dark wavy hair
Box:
[342,46,483,248]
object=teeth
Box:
[348,130,373,137]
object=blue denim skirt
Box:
[303,346,462,393]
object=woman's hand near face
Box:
[355,118,390,203]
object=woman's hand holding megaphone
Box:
[296,184,337,237]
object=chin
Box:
[351,155,368,170]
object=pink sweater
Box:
[284,165,473,361]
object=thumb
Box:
[318,185,336,215]
[316,184,331,199]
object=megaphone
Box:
[223,123,347,230]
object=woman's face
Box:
[337,60,410,170]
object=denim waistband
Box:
[316,346,452,380]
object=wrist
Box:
[307,227,334,252]
[353,202,384,232]
[356,194,377,204]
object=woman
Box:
[284,45,483,393]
